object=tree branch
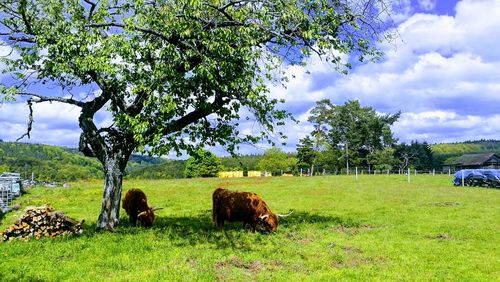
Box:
[82,92,110,115]
[19,0,34,35]
[16,92,85,107]
[125,90,147,116]
[8,35,35,43]
[16,99,33,141]
[82,0,97,21]
[85,22,175,43]
[163,95,225,135]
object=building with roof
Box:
[443,153,500,172]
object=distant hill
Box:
[0,141,103,182]
[126,160,185,179]
[431,140,500,165]
[0,141,175,182]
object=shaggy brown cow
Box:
[212,188,292,233]
[122,189,161,227]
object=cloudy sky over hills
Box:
[1,0,499,157]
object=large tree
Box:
[183,149,222,178]
[309,100,400,171]
[257,147,296,176]
[296,136,317,175]
[0,0,393,229]
[394,141,434,171]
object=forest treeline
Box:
[1,139,499,181]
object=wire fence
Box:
[296,167,452,177]
[0,176,23,214]
[0,180,14,213]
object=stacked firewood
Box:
[1,205,84,241]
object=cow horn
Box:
[151,207,163,211]
[259,214,269,220]
[276,210,294,218]
[137,211,147,217]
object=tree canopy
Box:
[257,147,297,175]
[308,100,400,170]
[0,0,394,229]
[296,136,318,174]
[184,149,222,178]
[394,141,433,171]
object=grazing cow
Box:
[122,189,161,227]
[212,188,292,233]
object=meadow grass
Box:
[0,175,499,281]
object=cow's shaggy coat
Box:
[122,189,158,227]
[212,188,283,233]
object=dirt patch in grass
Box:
[426,233,454,240]
[341,246,362,254]
[214,256,264,281]
[332,246,385,268]
[332,224,375,235]
[284,231,313,245]
[185,257,198,268]
[298,238,312,245]
[56,254,75,262]
[429,202,461,207]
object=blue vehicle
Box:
[453,169,500,188]
[480,170,500,188]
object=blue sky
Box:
[1,0,500,158]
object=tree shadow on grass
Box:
[280,211,364,228]
[76,211,365,250]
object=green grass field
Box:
[1,175,499,281]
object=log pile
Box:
[1,205,84,241]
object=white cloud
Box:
[418,0,436,11]
[281,0,500,145]
[393,111,500,143]
[0,40,20,80]
[0,101,81,146]
[267,51,347,103]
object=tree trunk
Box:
[96,153,129,230]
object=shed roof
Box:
[452,153,500,165]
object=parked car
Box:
[453,169,500,188]
[481,170,500,188]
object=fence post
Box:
[408,168,411,184]
[461,170,465,187]
[414,169,417,176]
[448,168,451,176]
[355,167,358,181]
[300,168,302,177]
[433,169,435,176]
